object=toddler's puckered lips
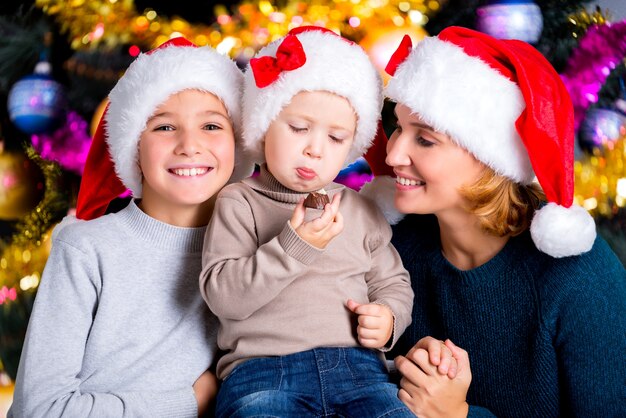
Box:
[168,166,212,177]
[296,167,317,180]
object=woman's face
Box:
[385,103,485,217]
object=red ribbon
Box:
[250,34,307,88]
[385,35,413,76]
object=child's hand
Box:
[290,193,343,249]
[346,299,394,349]
[193,369,218,417]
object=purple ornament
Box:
[578,108,626,153]
[476,0,543,43]
[7,62,67,134]
[31,111,92,174]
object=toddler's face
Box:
[138,89,235,221]
[264,91,356,192]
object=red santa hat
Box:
[242,26,383,166]
[366,26,596,258]
[76,37,252,220]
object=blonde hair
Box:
[461,168,546,237]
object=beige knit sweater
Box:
[200,166,413,379]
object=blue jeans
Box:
[216,347,413,418]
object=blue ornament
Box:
[7,62,67,134]
[476,0,543,44]
[578,108,626,153]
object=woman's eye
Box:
[416,136,434,147]
[394,124,402,134]
[289,125,307,133]
[204,124,221,131]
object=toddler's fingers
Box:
[290,199,306,229]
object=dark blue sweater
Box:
[390,214,626,417]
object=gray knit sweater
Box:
[9,201,218,418]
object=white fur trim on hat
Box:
[360,175,405,225]
[242,30,383,167]
[385,36,534,184]
[105,44,245,196]
[530,202,596,257]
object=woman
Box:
[363,26,626,417]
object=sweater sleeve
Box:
[551,252,626,416]
[364,212,414,350]
[9,238,198,418]
[200,193,324,321]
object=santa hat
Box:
[76,37,252,220]
[242,26,383,166]
[369,26,595,258]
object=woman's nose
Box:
[386,133,410,167]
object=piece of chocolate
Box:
[303,190,330,209]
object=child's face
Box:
[386,103,485,217]
[264,91,356,192]
[138,89,235,218]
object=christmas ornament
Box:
[578,108,626,153]
[31,111,92,175]
[0,149,44,220]
[476,0,543,43]
[7,61,67,134]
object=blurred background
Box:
[0,0,625,414]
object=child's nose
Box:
[304,135,324,159]
[175,130,201,155]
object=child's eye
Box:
[154,125,174,131]
[416,136,434,147]
[204,124,221,131]
[289,125,307,133]
[329,135,345,144]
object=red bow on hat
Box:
[250,34,306,88]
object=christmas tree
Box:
[0,0,624,403]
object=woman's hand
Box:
[395,339,471,418]
[193,369,219,417]
[413,336,459,378]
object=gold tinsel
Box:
[35,0,442,55]
[0,146,67,293]
[568,7,610,36]
[574,136,626,217]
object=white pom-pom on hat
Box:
[531,203,596,258]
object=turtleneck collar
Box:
[242,164,344,205]
[116,200,207,253]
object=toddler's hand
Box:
[346,299,393,349]
[290,193,343,249]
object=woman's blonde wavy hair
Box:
[460,168,546,237]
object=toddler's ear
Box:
[360,121,404,225]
